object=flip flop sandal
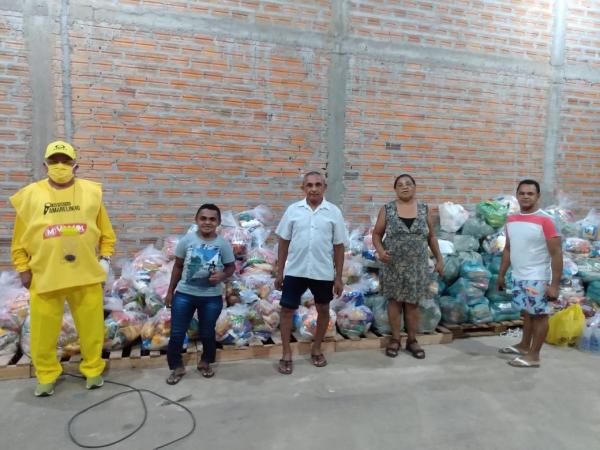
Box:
[166,369,186,385]
[508,356,540,368]
[310,353,327,367]
[385,338,401,358]
[406,340,425,359]
[278,359,293,375]
[197,364,215,378]
[499,346,524,355]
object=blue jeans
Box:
[167,292,223,370]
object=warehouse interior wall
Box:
[1,0,599,267]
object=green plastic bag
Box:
[476,201,509,228]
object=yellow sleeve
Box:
[97,203,116,257]
[10,215,30,272]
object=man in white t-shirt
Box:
[497,179,562,367]
[274,171,347,375]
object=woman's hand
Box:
[434,259,444,276]
[377,249,391,264]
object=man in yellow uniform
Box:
[10,141,116,397]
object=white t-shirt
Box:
[505,210,560,281]
[275,198,347,281]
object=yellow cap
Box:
[44,141,76,160]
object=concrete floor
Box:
[0,336,598,450]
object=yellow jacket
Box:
[10,178,116,294]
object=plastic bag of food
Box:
[562,256,579,279]
[418,298,441,333]
[546,304,585,346]
[482,254,502,274]
[133,244,169,275]
[453,235,480,253]
[468,299,493,324]
[457,251,483,266]
[141,307,171,350]
[564,237,591,254]
[460,260,491,287]
[248,299,280,341]
[215,303,252,346]
[161,235,179,260]
[362,228,377,261]
[237,204,275,228]
[331,289,365,312]
[448,278,486,306]
[590,241,600,258]
[493,195,520,215]
[0,328,19,357]
[482,231,506,255]
[104,308,147,350]
[577,209,600,241]
[363,295,390,334]
[361,272,380,295]
[294,305,337,340]
[222,226,252,260]
[22,306,81,358]
[0,272,30,332]
[244,246,277,268]
[347,227,366,256]
[336,303,373,338]
[342,257,364,285]
[442,255,461,284]
[239,273,274,299]
[486,275,512,303]
[476,201,508,228]
[461,218,494,239]
[587,281,600,305]
[439,296,468,324]
[490,301,521,321]
[439,202,469,233]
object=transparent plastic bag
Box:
[492,195,519,215]
[482,231,506,254]
[141,307,171,351]
[222,226,252,260]
[248,299,280,341]
[437,239,455,255]
[363,295,390,334]
[439,202,470,233]
[336,304,373,338]
[418,298,441,333]
[564,237,591,254]
[215,304,252,346]
[442,255,461,284]
[439,296,468,324]
[0,328,19,357]
[104,308,147,350]
[448,278,486,306]
[295,305,337,340]
[576,209,600,241]
[161,235,180,260]
[0,272,30,332]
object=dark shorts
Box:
[280,276,334,310]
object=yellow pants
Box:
[29,282,105,384]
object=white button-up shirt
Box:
[275,198,347,281]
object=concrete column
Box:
[325,0,349,206]
[23,0,57,178]
[542,0,568,205]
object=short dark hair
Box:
[196,203,221,222]
[303,171,325,185]
[394,174,416,188]
[516,179,540,194]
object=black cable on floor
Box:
[63,373,196,449]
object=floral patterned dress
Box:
[381,201,430,304]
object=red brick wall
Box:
[0,11,32,244]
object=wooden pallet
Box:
[439,320,523,339]
[0,326,455,380]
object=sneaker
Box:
[86,375,104,390]
[34,383,55,397]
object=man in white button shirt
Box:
[274,171,347,374]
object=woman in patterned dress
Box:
[372,174,444,358]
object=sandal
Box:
[310,353,327,367]
[197,362,215,378]
[385,338,401,358]
[166,368,186,385]
[278,359,293,375]
[406,339,425,359]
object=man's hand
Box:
[208,271,226,285]
[274,274,284,291]
[19,270,32,289]
[546,285,559,301]
[165,292,173,308]
[333,277,344,298]
[497,275,506,292]
[377,249,391,264]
